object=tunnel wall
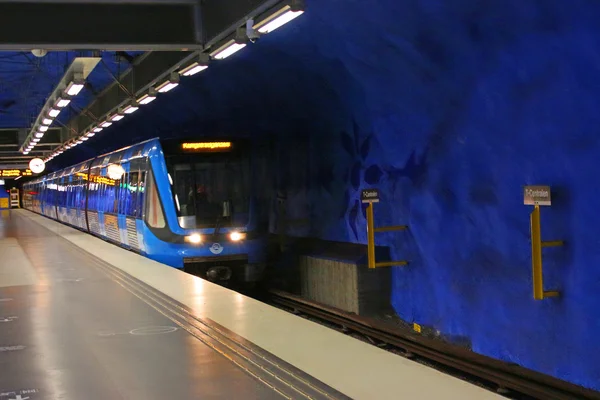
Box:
[63,0,600,390]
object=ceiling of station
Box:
[0,50,144,167]
[0,51,142,129]
[0,0,304,172]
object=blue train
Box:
[23,137,268,285]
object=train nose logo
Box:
[209,243,224,254]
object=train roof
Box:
[25,137,160,186]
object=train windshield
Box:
[167,153,250,229]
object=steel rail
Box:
[269,290,599,400]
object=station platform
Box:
[0,209,502,400]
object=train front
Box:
[145,138,267,286]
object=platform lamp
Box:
[137,88,158,105]
[110,111,125,122]
[65,73,85,96]
[156,73,180,93]
[54,91,72,109]
[179,53,210,77]
[122,101,140,115]
[253,0,305,34]
[209,28,249,60]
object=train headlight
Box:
[185,233,202,244]
[229,231,246,241]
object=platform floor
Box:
[0,211,287,399]
[1,210,503,400]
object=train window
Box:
[135,170,146,219]
[129,157,147,219]
[167,154,250,229]
[146,170,165,228]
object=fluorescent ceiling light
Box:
[256,5,304,34]
[32,138,40,143]
[211,40,247,60]
[123,104,139,114]
[81,136,89,141]
[157,82,178,93]
[23,151,29,155]
[137,89,157,105]
[55,96,71,108]
[42,118,53,125]
[85,131,95,137]
[138,94,156,105]
[93,127,103,133]
[35,132,44,138]
[100,121,112,128]
[111,114,124,121]
[76,139,83,144]
[48,108,60,117]
[156,72,180,93]
[66,80,85,96]
[39,125,48,132]
[180,64,208,76]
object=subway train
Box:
[23,137,269,286]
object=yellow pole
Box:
[530,205,543,300]
[367,202,376,269]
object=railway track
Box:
[268,289,599,400]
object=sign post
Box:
[524,185,563,300]
[361,189,408,269]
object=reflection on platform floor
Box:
[0,211,281,400]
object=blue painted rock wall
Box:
[62,0,600,390]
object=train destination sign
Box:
[181,142,232,152]
[0,169,33,178]
[361,188,380,203]
[524,185,551,206]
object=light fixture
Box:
[42,118,53,125]
[255,1,305,34]
[110,113,124,122]
[23,151,29,155]
[32,138,40,143]
[123,103,139,114]
[100,121,112,128]
[92,127,103,133]
[179,54,210,76]
[137,88,157,105]
[48,108,60,118]
[156,73,180,93]
[81,136,89,141]
[210,30,248,60]
[85,131,95,138]
[65,75,85,96]
[76,139,83,144]
[39,125,48,132]
[55,92,71,108]
[34,132,44,138]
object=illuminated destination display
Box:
[0,169,33,178]
[181,142,232,152]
